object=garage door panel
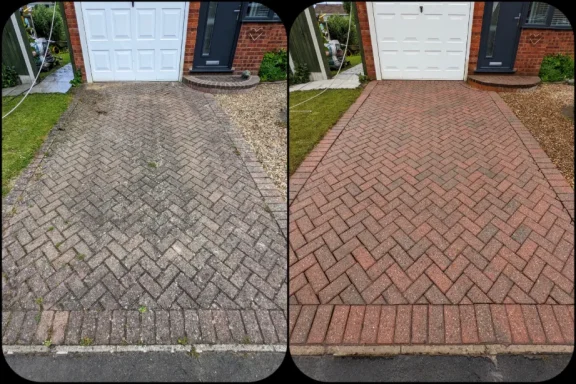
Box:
[80,2,185,82]
[90,50,114,81]
[111,9,131,40]
[160,9,182,40]
[135,9,156,39]
[373,2,471,80]
[91,50,112,71]
[159,50,178,70]
[84,10,108,40]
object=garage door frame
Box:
[366,2,475,80]
[74,1,189,83]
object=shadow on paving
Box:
[292,354,572,382]
[4,351,286,382]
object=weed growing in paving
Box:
[177,337,188,346]
[47,226,54,232]
[147,161,157,168]
[55,242,62,249]
[188,346,200,359]
[75,253,85,261]
[35,297,44,310]
[241,336,251,344]
[35,313,41,323]
[138,305,147,313]
[80,337,93,346]
[43,339,53,348]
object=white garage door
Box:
[372,2,472,80]
[79,2,186,81]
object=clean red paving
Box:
[289,81,574,346]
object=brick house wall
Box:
[182,2,201,74]
[467,2,485,76]
[514,29,574,75]
[355,2,376,79]
[62,2,285,80]
[231,22,287,75]
[62,1,84,81]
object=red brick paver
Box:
[289,81,574,346]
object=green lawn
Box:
[2,93,72,196]
[38,52,71,82]
[289,87,363,175]
[329,54,362,77]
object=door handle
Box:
[131,1,134,7]
[420,6,423,13]
[513,13,521,19]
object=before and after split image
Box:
[1,1,573,382]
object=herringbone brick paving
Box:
[2,82,286,345]
[289,81,574,345]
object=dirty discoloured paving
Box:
[2,82,286,345]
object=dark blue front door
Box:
[477,2,524,72]
[193,2,242,72]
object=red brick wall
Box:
[182,2,201,74]
[62,1,85,80]
[467,2,485,76]
[355,2,376,79]
[231,22,287,75]
[514,28,574,75]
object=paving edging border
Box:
[289,304,574,349]
[3,309,287,347]
[3,343,287,355]
[488,91,574,222]
[288,81,378,205]
[207,93,288,238]
[289,344,574,356]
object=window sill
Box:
[241,19,282,23]
[522,25,572,30]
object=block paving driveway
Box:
[2,82,286,346]
[289,81,574,347]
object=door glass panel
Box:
[202,2,218,56]
[246,3,270,18]
[486,2,500,58]
[526,2,549,25]
[551,8,570,26]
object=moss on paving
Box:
[289,87,363,175]
[2,93,72,196]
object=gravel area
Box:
[500,84,574,188]
[215,83,287,198]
